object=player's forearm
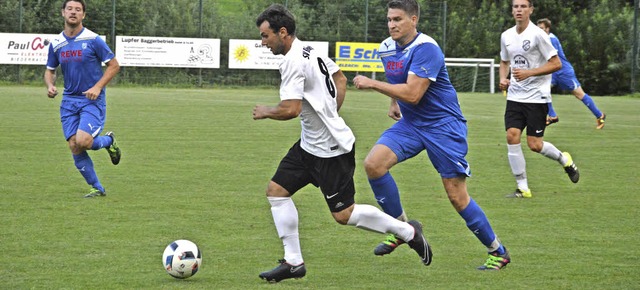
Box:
[44,70,56,87]
[372,81,422,104]
[499,61,510,81]
[530,56,561,76]
[94,58,120,90]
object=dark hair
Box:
[513,0,534,7]
[255,4,296,36]
[387,0,420,19]
[62,0,86,12]
[537,18,551,29]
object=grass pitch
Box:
[1,85,638,289]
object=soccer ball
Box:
[162,239,202,279]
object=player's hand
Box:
[499,79,510,91]
[353,75,373,90]
[252,105,268,120]
[82,86,102,100]
[511,68,530,82]
[47,86,58,98]
[388,102,402,121]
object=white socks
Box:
[507,143,528,190]
[539,141,567,165]
[268,197,303,265]
[347,204,414,242]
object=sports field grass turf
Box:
[1,85,638,289]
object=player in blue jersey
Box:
[352,0,510,270]
[536,18,606,129]
[44,0,121,198]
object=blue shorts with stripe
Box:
[376,118,471,179]
[552,70,581,91]
[60,98,106,141]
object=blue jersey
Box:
[549,33,575,76]
[378,33,465,127]
[46,28,114,102]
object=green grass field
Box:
[1,85,639,289]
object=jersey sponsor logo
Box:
[386,60,404,70]
[60,49,83,63]
[513,55,529,69]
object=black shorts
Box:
[271,140,355,213]
[504,100,549,137]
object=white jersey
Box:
[500,21,557,103]
[279,38,355,158]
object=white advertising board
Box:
[0,33,58,65]
[116,36,220,68]
[228,39,329,69]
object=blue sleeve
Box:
[94,36,115,63]
[46,44,58,69]
[410,43,443,80]
[550,37,561,52]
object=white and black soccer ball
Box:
[162,239,202,279]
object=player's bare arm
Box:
[253,99,302,120]
[353,74,429,105]
[511,55,561,82]
[499,60,511,91]
[332,70,347,111]
[83,58,120,100]
[44,69,58,98]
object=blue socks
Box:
[547,102,557,118]
[91,135,113,150]
[73,151,104,192]
[581,94,603,118]
[368,172,404,219]
[549,94,603,119]
[459,198,504,254]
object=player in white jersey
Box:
[499,0,579,198]
[252,4,431,283]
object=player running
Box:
[536,18,606,129]
[44,0,121,198]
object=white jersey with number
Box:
[279,38,355,158]
[500,21,557,103]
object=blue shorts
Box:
[376,119,471,178]
[551,71,581,91]
[60,99,106,141]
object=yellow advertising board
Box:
[335,42,383,72]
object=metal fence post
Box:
[632,0,639,93]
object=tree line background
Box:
[0,0,637,95]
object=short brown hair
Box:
[537,18,551,29]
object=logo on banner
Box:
[233,45,250,63]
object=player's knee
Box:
[363,157,384,178]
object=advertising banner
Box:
[116,36,220,68]
[335,42,383,72]
[0,33,59,65]
[228,39,329,69]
